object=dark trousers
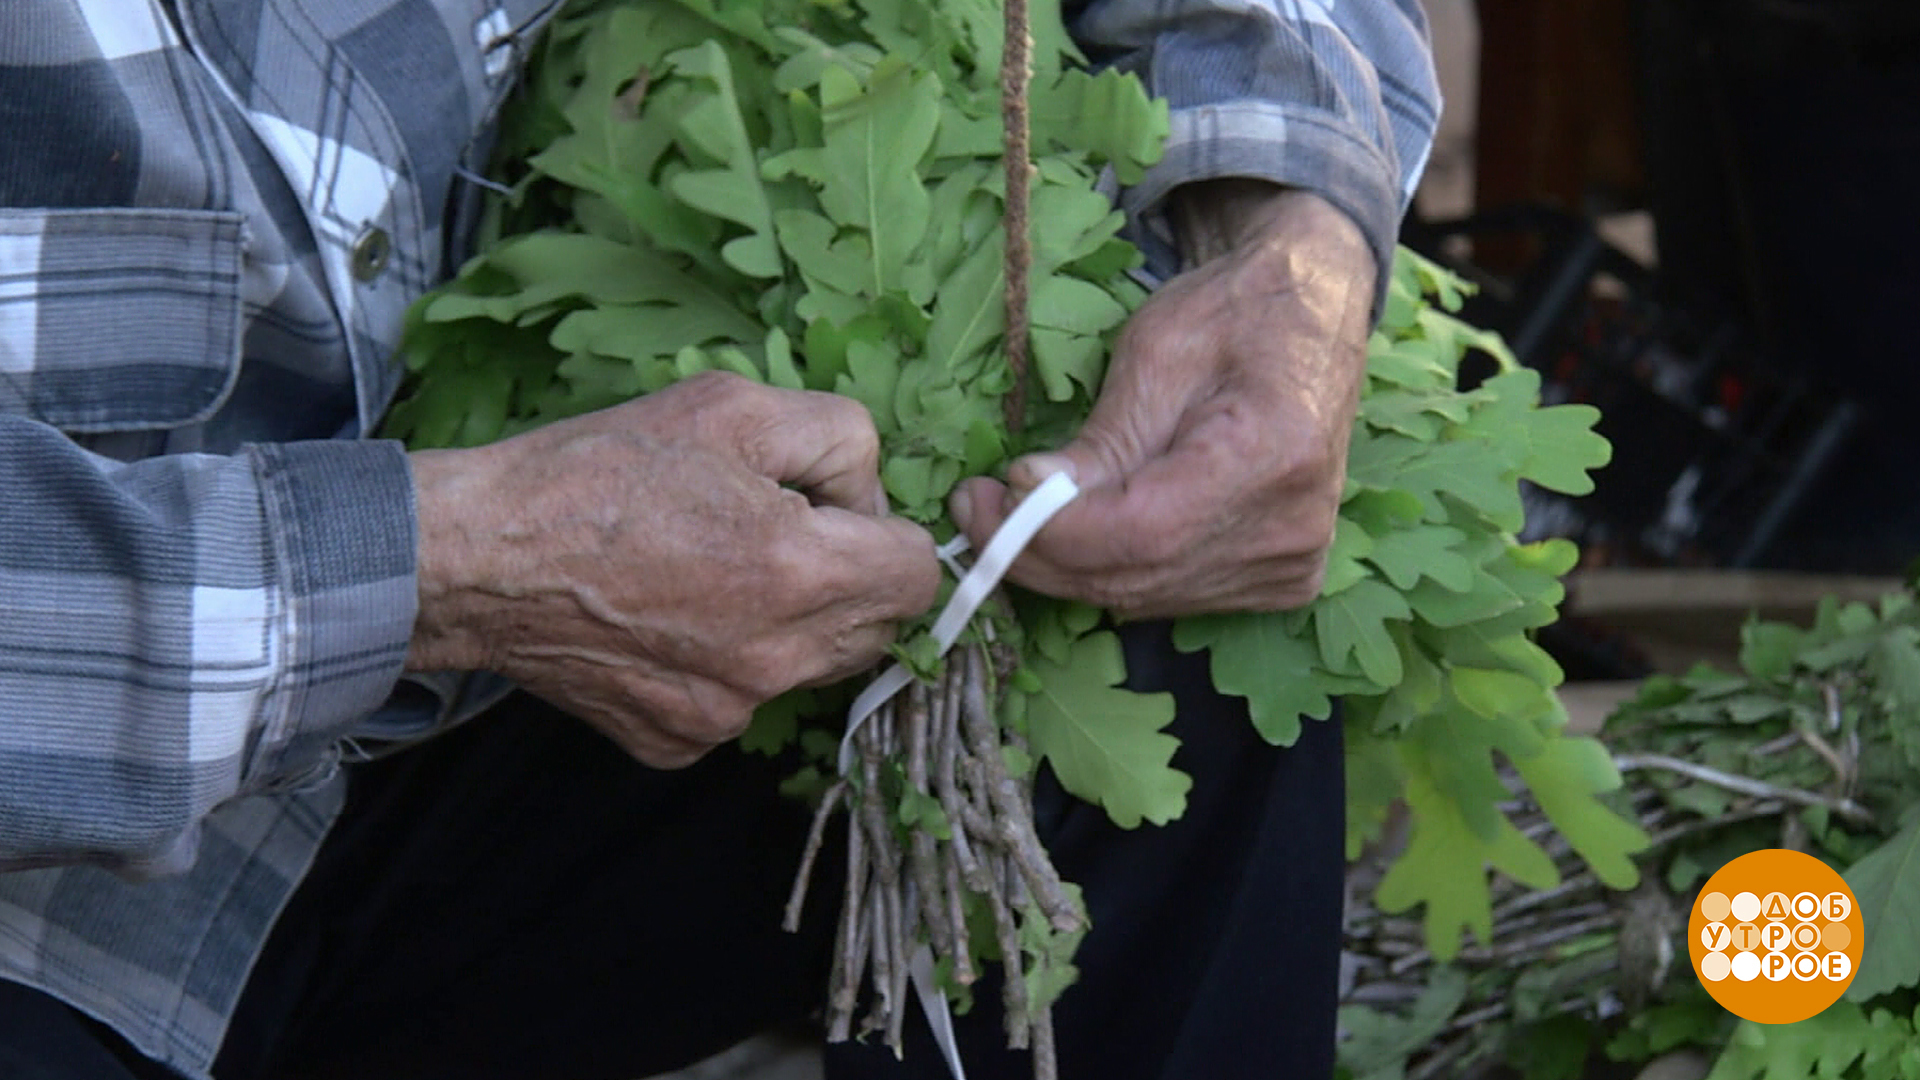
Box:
[0,625,1344,1080]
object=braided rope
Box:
[1000,0,1033,435]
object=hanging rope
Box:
[1000,0,1033,435]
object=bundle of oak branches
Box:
[389,0,1626,1077]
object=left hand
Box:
[949,185,1376,619]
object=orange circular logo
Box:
[1688,848,1863,1023]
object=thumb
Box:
[1005,425,1135,500]
[1005,364,1181,497]
[1003,451,1085,499]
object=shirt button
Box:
[351,226,392,282]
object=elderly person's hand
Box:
[407,371,942,767]
[950,182,1376,619]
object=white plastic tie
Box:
[838,470,1080,774]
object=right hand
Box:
[407,371,941,767]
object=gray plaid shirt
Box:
[0,1,1437,1076]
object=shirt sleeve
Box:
[1068,0,1442,297]
[0,417,418,875]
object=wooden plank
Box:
[1567,569,1901,617]
[1565,569,1903,675]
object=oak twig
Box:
[785,779,848,933]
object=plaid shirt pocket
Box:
[0,206,246,433]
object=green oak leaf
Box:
[1452,370,1610,496]
[800,313,887,392]
[666,41,783,277]
[1705,1004,1914,1080]
[1407,566,1524,629]
[660,0,781,52]
[1420,624,1565,690]
[742,690,807,755]
[1029,182,1129,276]
[1378,267,1422,337]
[1518,403,1612,495]
[1511,736,1647,890]
[548,296,762,362]
[834,339,904,432]
[1341,487,1427,534]
[546,353,648,408]
[1344,723,1407,857]
[1320,516,1376,597]
[920,160,998,283]
[1365,644,1445,735]
[1171,611,1333,745]
[1361,386,1471,440]
[1030,68,1168,183]
[1363,523,1473,592]
[924,230,1005,373]
[1376,745,1560,960]
[882,454,936,513]
[1336,968,1468,1080]
[1410,701,1514,842]
[1021,884,1088,1012]
[1366,338,1454,389]
[1406,249,1469,311]
[423,232,699,325]
[1449,667,1554,758]
[1029,273,1129,337]
[811,60,940,294]
[773,209,874,297]
[1872,631,1920,771]
[1346,434,1526,531]
[530,16,729,267]
[763,327,803,390]
[1739,619,1806,682]
[770,28,881,93]
[1025,630,1188,829]
[1024,599,1103,668]
[1313,578,1411,687]
[1843,819,1920,1000]
[1417,306,1515,367]
[1028,327,1104,402]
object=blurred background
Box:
[1363,16,1920,1078]
[1409,0,1920,590]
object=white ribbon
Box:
[837,470,1081,773]
[912,942,967,1079]
[834,469,1082,1080]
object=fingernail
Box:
[949,485,973,530]
[1012,454,1075,493]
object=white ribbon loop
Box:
[838,471,1080,774]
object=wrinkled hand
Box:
[408,371,941,767]
[951,185,1375,619]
